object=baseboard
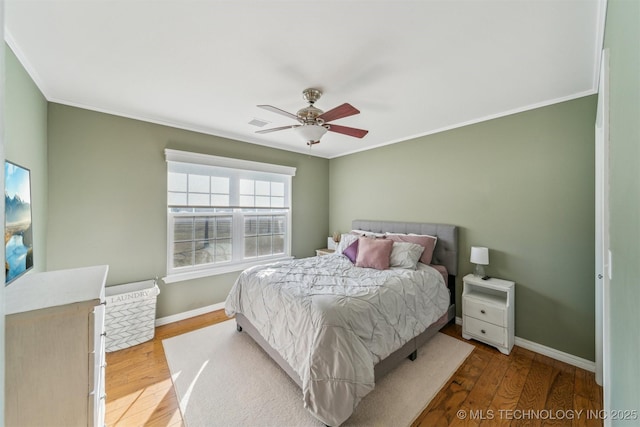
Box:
[155,302,225,326]
[455,316,596,372]
[514,336,596,372]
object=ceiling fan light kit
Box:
[256,88,369,146]
[294,124,328,144]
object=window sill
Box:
[163,255,294,284]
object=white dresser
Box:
[5,265,109,427]
[462,273,515,355]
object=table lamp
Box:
[470,246,489,277]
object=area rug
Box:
[163,320,473,427]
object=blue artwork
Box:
[5,161,33,285]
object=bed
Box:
[225,219,458,426]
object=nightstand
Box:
[315,248,335,256]
[462,273,515,355]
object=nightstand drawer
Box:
[463,295,506,326]
[463,316,506,347]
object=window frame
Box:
[164,149,296,283]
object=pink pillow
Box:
[355,237,393,270]
[385,233,437,264]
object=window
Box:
[164,149,296,282]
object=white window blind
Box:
[165,149,296,282]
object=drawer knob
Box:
[481,329,486,334]
[480,309,486,314]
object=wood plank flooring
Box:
[105,312,602,426]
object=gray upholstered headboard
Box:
[352,219,458,276]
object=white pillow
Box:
[390,242,424,270]
[335,233,359,255]
[351,229,386,238]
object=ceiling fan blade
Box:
[255,125,300,134]
[318,103,360,123]
[257,105,299,121]
[326,124,369,139]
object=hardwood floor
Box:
[105,312,602,426]
[412,324,603,427]
[105,310,228,427]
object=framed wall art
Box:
[5,161,34,285]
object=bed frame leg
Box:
[408,350,417,361]
[236,323,243,332]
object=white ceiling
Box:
[6,0,605,159]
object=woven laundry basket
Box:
[105,279,160,352]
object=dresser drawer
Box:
[463,315,506,347]
[89,304,106,391]
[88,303,106,427]
[463,295,506,326]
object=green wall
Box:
[329,96,597,360]
[603,0,640,418]
[4,44,48,421]
[46,104,329,318]
[5,45,48,272]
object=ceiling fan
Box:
[256,88,369,146]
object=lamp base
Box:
[474,264,486,278]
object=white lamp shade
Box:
[470,246,489,265]
[294,124,328,142]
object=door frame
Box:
[594,47,610,416]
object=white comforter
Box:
[225,254,450,426]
